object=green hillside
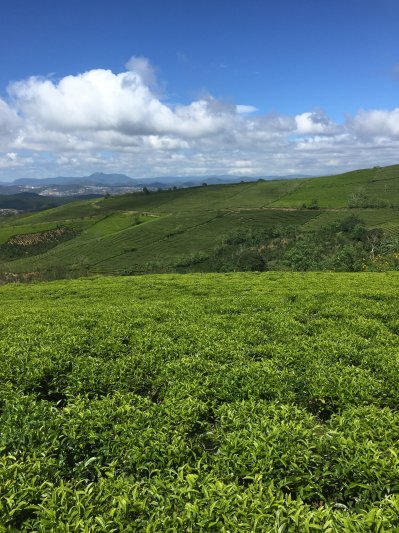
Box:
[0,164,398,279]
[1,272,399,530]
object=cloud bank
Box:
[0,56,398,180]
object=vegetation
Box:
[0,226,78,261]
[203,215,399,273]
[0,272,398,529]
[0,164,398,279]
[0,165,398,528]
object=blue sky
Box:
[0,0,398,180]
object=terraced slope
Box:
[271,165,399,208]
[0,164,398,277]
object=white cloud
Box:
[6,152,17,161]
[349,108,399,138]
[0,98,20,149]
[0,151,33,169]
[0,57,398,180]
[295,111,337,134]
[8,67,235,142]
[125,55,157,86]
[236,105,258,114]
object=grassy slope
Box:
[271,165,399,208]
[1,272,399,529]
[0,164,398,275]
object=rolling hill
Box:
[0,164,398,279]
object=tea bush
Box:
[0,272,399,530]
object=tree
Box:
[236,248,265,272]
[365,228,384,260]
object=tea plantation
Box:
[1,164,399,279]
[1,272,399,530]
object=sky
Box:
[0,0,399,181]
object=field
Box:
[1,272,399,530]
[0,164,398,278]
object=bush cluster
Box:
[206,216,399,273]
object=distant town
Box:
[23,184,143,197]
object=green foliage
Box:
[348,191,390,208]
[236,248,266,271]
[0,272,399,528]
[0,225,78,261]
[302,198,319,210]
[207,215,398,273]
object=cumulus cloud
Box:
[348,108,399,138]
[0,151,33,170]
[0,98,20,149]
[8,67,235,142]
[0,98,18,126]
[295,111,337,134]
[0,57,398,180]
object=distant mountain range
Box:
[12,173,136,187]
[1,172,313,190]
